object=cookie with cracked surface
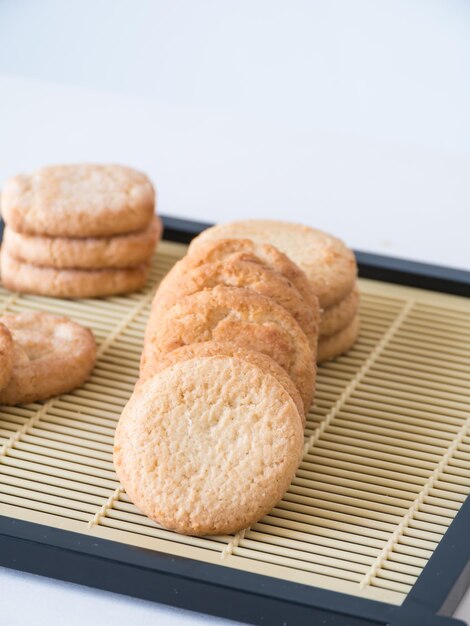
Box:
[1,164,155,237]
[1,250,149,298]
[317,315,360,363]
[142,285,316,412]
[115,356,304,536]
[320,286,359,338]
[0,312,96,405]
[182,237,318,314]
[139,340,306,424]
[2,216,161,269]
[189,221,357,308]
[0,323,14,392]
[149,258,319,349]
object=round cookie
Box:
[1,250,150,298]
[320,286,359,338]
[0,322,14,392]
[182,238,318,314]
[139,340,306,424]
[142,285,316,412]
[150,258,319,349]
[189,221,357,308]
[0,312,96,405]
[317,315,360,364]
[2,216,162,270]
[1,164,155,237]
[115,356,304,535]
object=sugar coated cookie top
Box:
[1,164,155,237]
[0,311,96,404]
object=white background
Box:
[0,1,469,624]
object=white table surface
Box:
[0,1,469,624]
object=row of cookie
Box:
[188,220,360,362]
[0,164,160,298]
[115,238,318,534]
[115,222,359,535]
[142,237,321,415]
[0,312,96,405]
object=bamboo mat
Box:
[1,239,469,606]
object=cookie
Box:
[2,216,162,270]
[0,312,96,405]
[0,322,14,392]
[1,250,149,298]
[189,221,357,308]
[183,238,318,314]
[142,285,316,412]
[317,315,360,363]
[150,258,319,349]
[115,356,303,535]
[320,286,359,338]
[1,164,155,237]
[139,340,306,424]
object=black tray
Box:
[0,215,469,626]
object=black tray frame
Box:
[0,215,469,626]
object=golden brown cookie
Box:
[0,312,96,405]
[2,216,162,270]
[1,164,155,237]
[139,340,306,424]
[0,250,149,298]
[142,285,316,412]
[0,322,14,392]
[189,221,357,308]
[115,356,303,535]
[317,315,360,363]
[181,238,318,314]
[320,286,359,338]
[150,258,319,349]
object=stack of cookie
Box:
[0,164,161,298]
[115,235,320,536]
[188,220,359,362]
